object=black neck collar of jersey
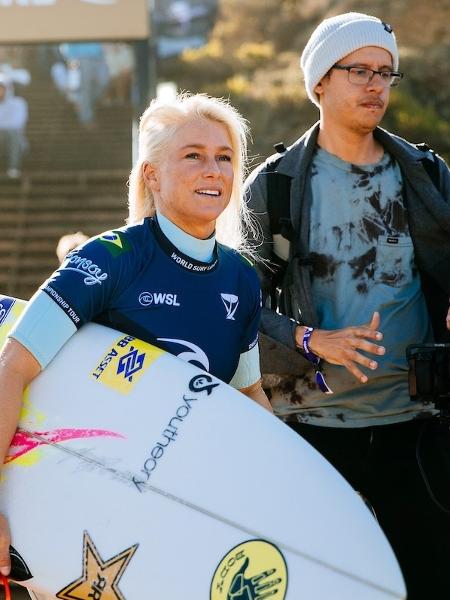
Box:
[150,217,219,274]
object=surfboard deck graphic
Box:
[0,295,406,599]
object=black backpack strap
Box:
[264,143,294,242]
[416,143,441,192]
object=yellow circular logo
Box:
[210,539,288,599]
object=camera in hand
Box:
[407,344,450,417]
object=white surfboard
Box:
[0,295,406,600]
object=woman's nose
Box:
[202,157,221,177]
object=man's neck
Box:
[316,123,384,165]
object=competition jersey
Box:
[40,218,261,384]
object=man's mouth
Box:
[360,98,384,109]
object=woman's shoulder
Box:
[86,218,156,260]
[218,244,260,283]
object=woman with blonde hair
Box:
[0,93,271,594]
[128,92,253,251]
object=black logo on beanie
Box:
[382,21,393,33]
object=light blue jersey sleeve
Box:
[8,290,77,369]
[229,343,261,390]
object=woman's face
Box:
[144,117,234,239]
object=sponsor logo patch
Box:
[63,254,109,286]
[157,337,209,371]
[0,296,15,327]
[98,231,131,258]
[0,297,25,346]
[92,335,163,394]
[210,540,287,600]
[138,291,181,307]
[220,293,239,320]
[56,531,138,600]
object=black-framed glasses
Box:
[331,65,404,87]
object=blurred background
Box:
[0,0,448,304]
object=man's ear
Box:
[142,162,160,192]
[314,79,324,99]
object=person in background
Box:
[60,43,109,128]
[55,231,89,264]
[103,43,134,105]
[244,12,450,599]
[0,91,271,600]
[0,74,28,178]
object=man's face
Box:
[315,46,393,134]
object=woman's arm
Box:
[0,338,41,576]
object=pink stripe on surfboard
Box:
[5,428,124,464]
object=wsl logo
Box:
[139,291,181,307]
[221,293,239,320]
[117,346,146,382]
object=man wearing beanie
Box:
[245,11,450,599]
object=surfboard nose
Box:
[242,419,407,599]
[280,433,407,598]
[153,382,407,599]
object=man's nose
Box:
[366,72,386,89]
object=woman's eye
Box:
[218,154,232,162]
[185,152,200,159]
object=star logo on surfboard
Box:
[56,531,138,600]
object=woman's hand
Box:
[0,513,10,576]
[296,311,385,384]
[446,298,450,330]
[240,380,273,413]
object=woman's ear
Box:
[142,162,160,192]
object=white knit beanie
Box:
[300,12,399,107]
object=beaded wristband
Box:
[302,326,320,365]
[302,326,333,395]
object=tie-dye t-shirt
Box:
[270,147,434,427]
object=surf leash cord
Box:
[0,574,11,600]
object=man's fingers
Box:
[354,339,385,357]
[368,311,380,331]
[354,327,383,341]
[348,349,378,371]
[344,360,368,384]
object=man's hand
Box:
[446,298,450,330]
[0,513,11,577]
[296,312,385,384]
